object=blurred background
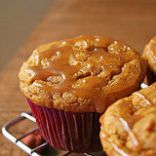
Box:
[0,0,51,70]
[0,0,156,155]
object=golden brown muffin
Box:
[19,35,146,113]
[143,36,156,85]
[100,83,156,156]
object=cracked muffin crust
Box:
[100,83,156,156]
[19,35,146,113]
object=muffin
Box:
[19,35,146,152]
[100,83,156,156]
[143,36,156,85]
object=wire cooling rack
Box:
[2,112,104,156]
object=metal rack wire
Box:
[2,112,104,156]
[2,112,44,156]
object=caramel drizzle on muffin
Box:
[100,83,156,155]
[19,35,146,112]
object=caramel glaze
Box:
[100,83,156,156]
[19,35,146,112]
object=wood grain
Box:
[0,0,156,155]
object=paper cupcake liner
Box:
[27,99,102,152]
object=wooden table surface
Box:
[0,0,156,155]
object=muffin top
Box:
[19,35,146,113]
[143,36,156,74]
[100,83,156,156]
